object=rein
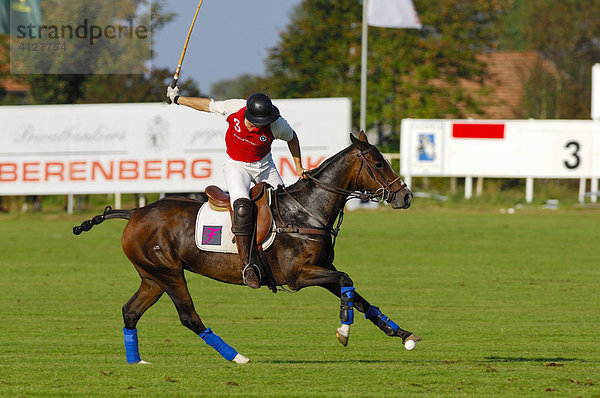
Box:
[273,143,407,245]
[273,187,332,236]
[273,186,345,254]
[305,145,407,203]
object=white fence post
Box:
[591,64,600,203]
[592,64,600,120]
[405,175,412,191]
[579,178,587,203]
[67,194,74,215]
[525,177,534,203]
[475,177,483,197]
[465,176,473,199]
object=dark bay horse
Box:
[73,132,420,364]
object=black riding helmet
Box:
[245,92,280,126]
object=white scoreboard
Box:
[401,119,600,179]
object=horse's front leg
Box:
[323,285,422,350]
[290,265,355,346]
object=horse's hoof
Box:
[232,353,250,364]
[403,334,422,350]
[336,325,350,346]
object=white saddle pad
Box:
[194,202,276,254]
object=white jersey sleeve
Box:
[209,99,247,119]
[270,117,295,142]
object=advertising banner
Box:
[0,98,351,195]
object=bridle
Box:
[304,144,407,203]
[274,143,409,253]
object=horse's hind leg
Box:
[122,276,164,364]
[324,284,421,350]
[160,273,250,364]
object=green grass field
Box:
[1,203,599,397]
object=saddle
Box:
[204,182,274,246]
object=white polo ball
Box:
[404,339,416,350]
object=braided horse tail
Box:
[73,206,132,235]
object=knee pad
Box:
[232,198,254,235]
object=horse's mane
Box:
[282,143,357,194]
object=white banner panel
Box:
[401,119,600,178]
[0,98,351,195]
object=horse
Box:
[73,131,420,364]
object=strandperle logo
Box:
[9,0,152,75]
[15,18,149,46]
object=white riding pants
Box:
[223,153,284,204]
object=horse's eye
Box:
[375,162,383,168]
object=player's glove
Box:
[166,85,180,104]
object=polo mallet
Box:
[166,0,204,104]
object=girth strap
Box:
[275,226,330,235]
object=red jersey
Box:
[225,106,275,162]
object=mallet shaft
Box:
[167,0,204,102]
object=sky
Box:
[152,0,304,95]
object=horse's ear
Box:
[358,130,368,143]
[350,131,369,146]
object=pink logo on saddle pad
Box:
[202,226,223,245]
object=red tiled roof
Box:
[1,77,29,92]
[462,51,559,119]
[0,37,30,93]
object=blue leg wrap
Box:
[365,306,399,333]
[364,305,380,319]
[340,286,355,325]
[123,328,141,364]
[199,328,238,361]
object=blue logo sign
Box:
[418,133,436,161]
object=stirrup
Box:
[242,264,261,285]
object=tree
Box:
[264,0,509,145]
[0,34,11,99]
[79,68,202,104]
[265,0,363,114]
[1,0,203,105]
[210,73,267,100]
[503,0,600,119]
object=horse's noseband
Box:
[355,146,407,202]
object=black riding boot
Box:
[232,198,260,289]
